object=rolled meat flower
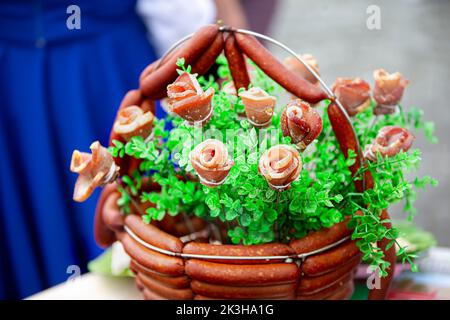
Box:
[332,78,371,117]
[167,72,215,126]
[113,106,155,141]
[189,139,234,187]
[70,141,120,202]
[281,99,323,151]
[364,126,415,161]
[258,145,302,191]
[238,87,277,127]
[283,54,320,85]
[373,69,409,115]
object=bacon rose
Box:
[167,72,215,126]
[113,106,154,141]
[281,99,323,150]
[70,141,120,202]
[373,69,409,115]
[189,139,234,187]
[332,78,371,116]
[284,53,319,85]
[364,126,415,161]
[259,145,302,190]
[239,87,277,127]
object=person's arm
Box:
[214,0,248,29]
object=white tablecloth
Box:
[27,273,141,300]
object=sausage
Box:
[234,32,328,104]
[130,260,190,289]
[190,280,297,299]
[94,184,119,248]
[368,210,396,300]
[191,33,225,76]
[118,233,185,276]
[142,288,167,300]
[328,101,375,192]
[125,214,183,253]
[297,274,352,300]
[224,33,250,92]
[297,254,360,294]
[289,216,353,254]
[140,24,219,100]
[183,242,295,264]
[185,259,300,286]
[302,240,361,276]
[138,274,194,300]
[101,191,124,232]
[326,282,354,300]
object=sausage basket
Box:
[92,25,397,300]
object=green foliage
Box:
[108,56,437,276]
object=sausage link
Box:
[140,24,219,99]
[183,242,295,264]
[234,32,328,104]
[302,240,361,276]
[185,259,300,286]
[297,254,360,294]
[289,216,353,254]
[138,274,194,300]
[94,184,119,248]
[191,33,225,76]
[297,274,352,300]
[101,191,124,232]
[190,280,297,299]
[326,282,354,300]
[130,260,190,289]
[368,210,396,300]
[224,33,250,92]
[118,233,185,276]
[142,288,167,300]
[328,101,375,192]
[125,214,183,253]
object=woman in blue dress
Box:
[0,0,158,299]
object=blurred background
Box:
[0,0,448,299]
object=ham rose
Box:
[70,141,120,202]
[373,69,409,115]
[284,53,319,85]
[239,87,277,127]
[258,145,302,190]
[281,99,323,150]
[167,72,215,126]
[364,126,415,161]
[332,78,371,116]
[189,139,234,187]
[113,106,155,141]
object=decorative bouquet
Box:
[70,25,437,300]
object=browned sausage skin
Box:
[290,216,353,254]
[224,33,250,92]
[191,33,225,76]
[138,274,194,300]
[125,214,183,253]
[140,24,219,100]
[234,32,328,104]
[185,259,300,286]
[130,260,190,289]
[302,240,361,276]
[191,280,296,299]
[297,254,361,294]
[118,233,185,276]
[183,242,294,264]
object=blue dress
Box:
[0,0,157,299]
